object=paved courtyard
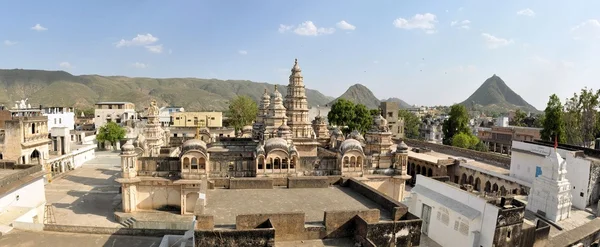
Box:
[0,229,162,247]
[206,186,391,225]
[45,151,122,227]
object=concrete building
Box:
[0,106,50,165]
[407,175,550,247]
[42,107,75,130]
[510,140,600,210]
[419,118,443,144]
[380,101,405,139]
[171,111,222,128]
[0,161,46,234]
[478,126,542,155]
[158,106,184,127]
[94,102,136,128]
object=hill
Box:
[460,74,539,114]
[0,69,334,111]
[382,97,411,109]
[329,84,381,109]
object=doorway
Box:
[421,204,432,235]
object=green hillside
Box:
[460,74,539,114]
[329,84,381,109]
[0,69,334,111]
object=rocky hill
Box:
[0,69,334,111]
[328,84,382,109]
[460,74,539,114]
[382,97,411,109]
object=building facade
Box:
[380,101,404,139]
[478,126,542,155]
[158,106,184,127]
[0,107,50,165]
[171,111,222,128]
[94,102,136,128]
[43,107,75,130]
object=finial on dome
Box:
[274,85,278,91]
[295,58,298,64]
[264,88,267,94]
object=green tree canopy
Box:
[227,95,258,132]
[96,122,126,146]
[541,94,566,143]
[398,109,421,139]
[442,104,471,145]
[328,99,373,134]
[451,132,479,149]
[510,109,527,126]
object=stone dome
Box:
[181,138,207,153]
[264,137,289,154]
[262,88,270,100]
[271,85,283,99]
[349,130,365,142]
[121,140,135,152]
[340,139,364,155]
[332,127,343,137]
[278,123,291,131]
[396,141,409,153]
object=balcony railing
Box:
[24,133,50,143]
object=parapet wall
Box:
[229,177,274,189]
[195,228,275,247]
[355,214,422,247]
[210,176,343,189]
[236,212,306,241]
[404,139,511,168]
[288,176,329,188]
[346,178,408,221]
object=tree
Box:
[349,104,373,134]
[227,95,258,132]
[327,99,373,134]
[451,133,478,149]
[564,93,582,146]
[398,109,420,139]
[533,114,545,128]
[510,109,527,126]
[369,109,381,116]
[540,94,566,143]
[442,104,471,145]
[96,122,126,148]
[578,88,600,147]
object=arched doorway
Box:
[427,168,433,177]
[30,150,41,164]
[492,183,499,193]
[421,166,426,175]
[460,174,467,185]
[468,175,473,185]
[186,193,199,214]
[485,181,491,192]
[500,186,506,196]
[475,178,481,191]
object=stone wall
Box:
[236,212,306,241]
[195,228,275,247]
[354,214,422,247]
[288,177,329,188]
[195,214,214,230]
[44,224,186,237]
[404,139,511,168]
[323,209,380,238]
[346,178,408,221]
[521,220,550,247]
[229,177,274,189]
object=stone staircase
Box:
[119,217,137,228]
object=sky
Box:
[1,0,600,110]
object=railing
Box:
[24,133,50,143]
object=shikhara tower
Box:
[284,59,314,139]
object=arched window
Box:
[500,186,507,196]
[350,156,356,167]
[274,158,281,170]
[31,123,36,134]
[460,174,467,185]
[427,168,433,177]
[492,183,499,192]
[485,181,491,192]
[258,157,264,170]
[191,157,198,169]
[199,157,206,170]
[344,157,350,167]
[475,178,481,191]
[357,156,363,167]
[183,157,190,171]
[468,175,474,185]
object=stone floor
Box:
[45,151,122,227]
[524,206,597,237]
[0,229,162,247]
[205,186,391,225]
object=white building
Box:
[407,175,529,247]
[510,140,600,210]
[42,107,75,130]
[495,117,509,127]
[526,150,572,222]
[94,102,136,128]
[0,163,46,234]
[159,106,184,126]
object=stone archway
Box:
[30,149,41,164]
[485,181,491,192]
[460,174,467,185]
[500,186,506,196]
[475,178,481,191]
[492,183,499,193]
[427,168,433,177]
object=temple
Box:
[116,59,412,216]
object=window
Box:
[580,192,584,197]
[59,118,62,124]
[54,119,57,124]
[175,117,180,120]
[507,230,511,239]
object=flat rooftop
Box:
[205,186,391,225]
[426,151,510,175]
[408,150,448,164]
[0,169,19,179]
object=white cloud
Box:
[517,8,536,17]
[278,24,293,33]
[451,20,470,29]
[145,44,163,53]
[481,33,514,49]
[238,50,248,55]
[116,34,158,47]
[59,62,73,69]
[393,13,437,33]
[4,40,17,46]
[294,21,335,36]
[336,20,356,30]
[132,62,147,69]
[31,24,47,31]
[571,19,600,40]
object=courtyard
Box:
[45,151,122,227]
[205,186,392,225]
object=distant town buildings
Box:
[42,107,75,130]
[477,126,542,155]
[158,106,184,127]
[379,101,405,139]
[93,102,136,128]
